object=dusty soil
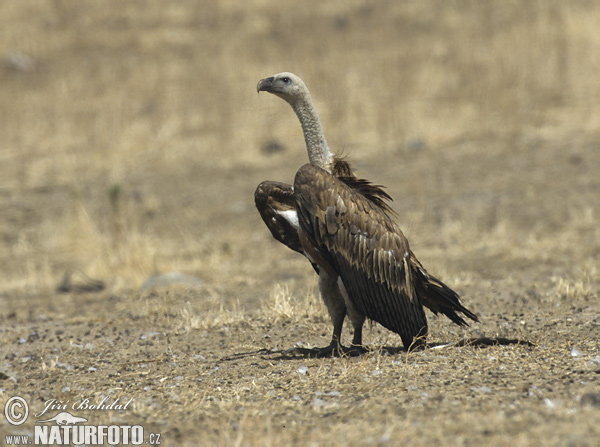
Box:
[1,1,599,446]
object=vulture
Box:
[255,72,478,356]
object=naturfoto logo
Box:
[4,395,161,446]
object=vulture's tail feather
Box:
[417,269,479,327]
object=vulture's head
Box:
[257,72,307,104]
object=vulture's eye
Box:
[281,77,291,84]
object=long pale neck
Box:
[290,95,332,171]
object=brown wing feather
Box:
[255,180,321,274]
[332,157,395,216]
[294,163,428,347]
[254,181,304,255]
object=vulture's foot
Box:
[314,343,345,358]
[339,343,368,357]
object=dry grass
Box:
[1,1,599,446]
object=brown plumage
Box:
[255,72,478,356]
[254,180,303,256]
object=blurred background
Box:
[1,0,598,305]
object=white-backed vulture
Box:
[255,72,478,356]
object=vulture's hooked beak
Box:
[257,76,274,93]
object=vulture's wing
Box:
[255,180,319,273]
[293,164,428,348]
[255,181,303,254]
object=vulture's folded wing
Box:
[294,163,428,348]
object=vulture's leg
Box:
[309,271,366,357]
[316,270,348,357]
[337,278,367,355]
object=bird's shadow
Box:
[220,337,534,362]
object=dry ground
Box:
[0,1,599,446]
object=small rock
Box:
[0,367,18,382]
[401,138,427,154]
[333,15,348,30]
[580,392,600,407]
[262,140,285,155]
[472,386,492,393]
[571,346,582,358]
[140,272,203,292]
[313,398,327,408]
[56,270,105,294]
[140,332,160,340]
[4,51,35,72]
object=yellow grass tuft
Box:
[552,276,595,302]
[179,298,247,332]
[262,283,324,324]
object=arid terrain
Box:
[0,1,599,446]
